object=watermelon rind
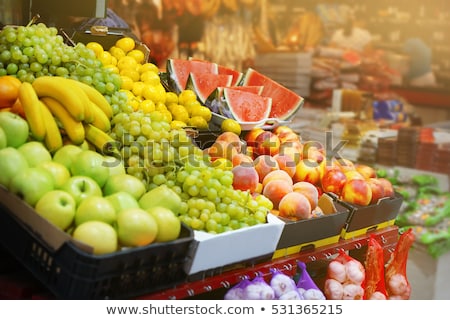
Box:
[186,73,233,104]
[166,58,218,93]
[242,68,304,121]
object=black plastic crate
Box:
[0,190,194,299]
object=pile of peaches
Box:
[204,125,395,221]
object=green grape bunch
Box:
[0,23,123,114]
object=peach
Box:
[293,159,321,185]
[277,131,301,145]
[302,141,325,163]
[355,163,377,179]
[207,140,238,162]
[278,192,312,221]
[253,154,279,183]
[232,165,259,193]
[262,169,293,188]
[279,141,303,165]
[273,153,297,177]
[377,178,395,198]
[272,125,295,136]
[341,179,372,206]
[215,131,243,153]
[254,131,281,156]
[321,167,347,196]
[244,127,265,147]
[293,181,319,209]
[232,153,253,167]
[367,178,386,204]
[262,179,293,210]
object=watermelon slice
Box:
[242,68,304,120]
[217,65,244,86]
[207,87,272,123]
[166,58,218,93]
[186,73,233,104]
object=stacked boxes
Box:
[253,51,313,97]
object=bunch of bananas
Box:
[18,76,115,153]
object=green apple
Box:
[37,160,71,189]
[70,150,109,188]
[0,147,29,188]
[61,175,102,205]
[103,155,126,176]
[105,191,140,214]
[75,195,117,226]
[0,126,7,149]
[0,111,29,148]
[18,141,52,167]
[146,206,181,242]
[139,184,182,214]
[103,173,146,199]
[9,167,54,207]
[116,207,158,247]
[35,190,76,230]
[72,221,118,255]
[53,144,83,170]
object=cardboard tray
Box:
[337,192,404,239]
[184,213,284,276]
[0,185,194,299]
[272,193,351,259]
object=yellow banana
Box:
[88,101,111,132]
[18,82,46,141]
[32,76,88,121]
[38,99,63,152]
[84,123,117,154]
[75,81,113,119]
[41,96,85,145]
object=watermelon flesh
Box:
[167,58,218,93]
[217,65,244,86]
[208,88,272,123]
[186,73,233,104]
[242,68,304,120]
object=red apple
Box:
[321,167,347,196]
[278,192,312,221]
[341,179,372,206]
[232,165,259,193]
[254,131,281,156]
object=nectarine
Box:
[273,153,297,177]
[341,179,372,206]
[232,165,259,193]
[244,128,264,147]
[253,154,279,183]
[254,131,281,156]
[215,131,243,153]
[321,167,347,196]
[293,181,319,209]
[293,159,321,185]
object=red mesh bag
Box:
[324,249,365,300]
[385,228,415,300]
[364,235,388,299]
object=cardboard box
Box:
[184,213,284,275]
[339,192,404,239]
[272,193,350,259]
